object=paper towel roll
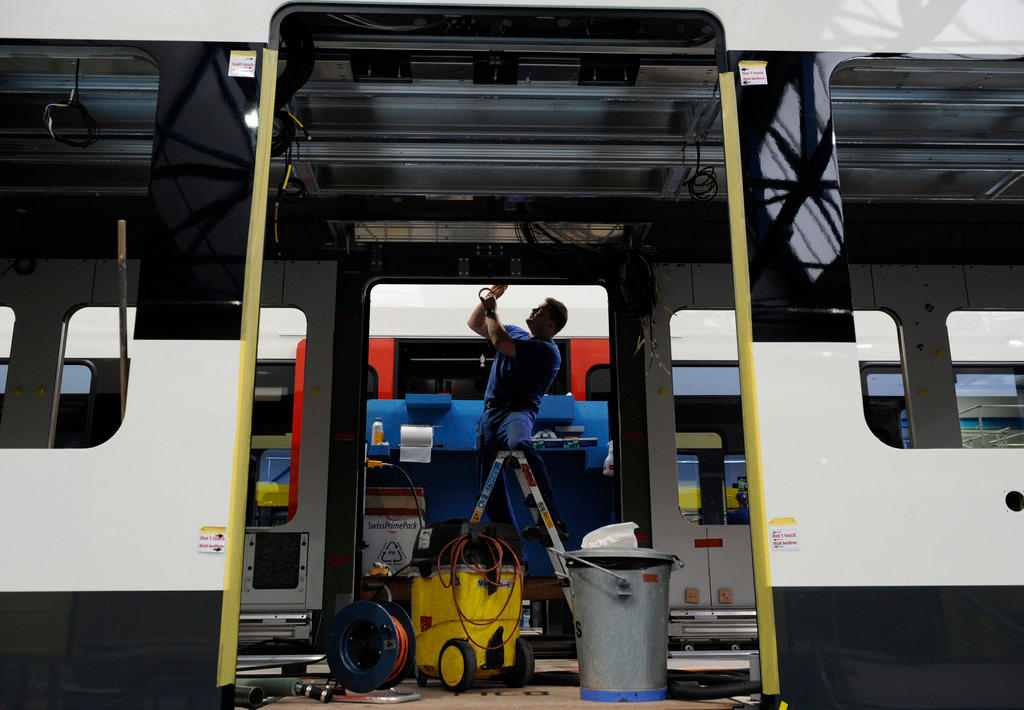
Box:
[400,425,433,463]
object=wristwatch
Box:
[485,308,496,318]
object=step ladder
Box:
[471,450,573,608]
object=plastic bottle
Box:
[602,440,614,477]
[371,418,384,446]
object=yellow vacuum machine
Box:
[410,520,534,692]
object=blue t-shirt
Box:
[726,507,750,525]
[483,325,560,412]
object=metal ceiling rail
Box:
[352,221,624,243]
[833,146,1024,169]
[831,87,1024,107]
[296,81,718,101]
[273,143,693,165]
[313,38,715,55]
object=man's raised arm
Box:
[467,296,490,337]
[468,285,515,356]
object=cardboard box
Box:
[362,487,425,575]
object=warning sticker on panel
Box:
[198,526,227,553]
[228,50,258,78]
[416,527,433,550]
[738,60,768,86]
[769,518,799,551]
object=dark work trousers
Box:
[476,405,563,530]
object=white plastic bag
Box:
[581,522,639,549]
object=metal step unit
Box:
[240,531,315,644]
[238,612,313,643]
[669,608,757,649]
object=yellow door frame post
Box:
[217,48,279,686]
[718,70,781,695]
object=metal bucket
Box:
[562,548,681,702]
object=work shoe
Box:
[522,520,569,546]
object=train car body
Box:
[2,2,1024,708]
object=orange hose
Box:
[385,613,410,686]
[435,533,524,651]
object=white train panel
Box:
[755,340,1024,587]
[6,1,1024,55]
[60,306,307,360]
[0,340,239,592]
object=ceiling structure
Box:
[0,9,1022,262]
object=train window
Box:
[0,354,96,446]
[53,362,97,448]
[585,364,611,401]
[0,306,12,427]
[671,365,745,526]
[366,365,379,400]
[855,310,908,448]
[673,366,740,396]
[670,310,745,526]
[860,366,910,449]
[866,363,1024,450]
[946,311,1024,449]
[670,309,904,520]
[247,308,306,527]
[677,454,700,524]
[60,306,137,447]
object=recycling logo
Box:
[379,540,405,564]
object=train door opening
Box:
[362,283,612,638]
[252,3,734,659]
[659,307,756,650]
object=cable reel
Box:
[326,600,416,693]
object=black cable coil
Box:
[43,58,99,148]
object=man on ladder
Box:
[467,285,570,546]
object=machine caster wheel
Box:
[415,669,430,687]
[439,639,476,693]
[503,636,534,687]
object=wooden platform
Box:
[248,659,753,708]
[276,682,744,708]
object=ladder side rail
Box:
[470,452,510,524]
[511,452,574,609]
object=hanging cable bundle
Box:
[269,14,315,247]
[272,15,315,157]
[43,58,99,148]
[606,249,657,319]
[683,141,718,201]
[272,112,310,247]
